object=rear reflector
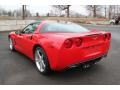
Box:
[107,33,111,40]
[64,39,73,48]
[104,33,111,41]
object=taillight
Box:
[104,33,111,41]
[64,39,73,48]
[74,38,82,47]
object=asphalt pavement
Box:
[0,24,120,85]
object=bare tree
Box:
[113,5,116,17]
[22,5,27,20]
[7,10,12,16]
[52,5,71,17]
[0,7,8,16]
[116,5,119,15]
[86,5,102,18]
[69,10,85,17]
[104,5,107,18]
[114,5,120,17]
[108,5,114,19]
[50,6,63,16]
[107,5,120,19]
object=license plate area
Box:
[84,44,102,55]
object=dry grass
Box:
[41,17,109,24]
[0,16,109,24]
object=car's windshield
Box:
[40,22,89,33]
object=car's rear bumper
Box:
[49,41,110,71]
[56,52,108,71]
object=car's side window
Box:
[40,24,48,33]
[22,23,39,34]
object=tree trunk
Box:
[105,6,107,18]
[113,5,116,17]
[93,5,96,18]
[22,5,26,20]
[109,5,112,19]
[67,5,70,17]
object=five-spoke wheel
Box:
[34,47,51,74]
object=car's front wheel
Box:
[34,47,51,75]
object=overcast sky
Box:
[0,5,88,15]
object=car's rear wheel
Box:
[9,38,15,51]
[34,47,51,75]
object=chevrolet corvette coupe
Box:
[8,20,111,74]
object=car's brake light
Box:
[64,39,73,48]
[74,38,82,47]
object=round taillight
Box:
[64,39,73,48]
[75,38,82,47]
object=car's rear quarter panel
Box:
[36,34,66,70]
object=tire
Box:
[9,37,15,51]
[110,22,114,25]
[34,47,51,75]
[115,20,119,25]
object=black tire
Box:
[34,47,51,75]
[115,20,119,25]
[110,22,114,25]
[9,37,15,51]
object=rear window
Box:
[40,22,89,33]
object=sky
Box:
[0,5,88,15]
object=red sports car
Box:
[8,20,111,74]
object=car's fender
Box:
[32,36,61,70]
